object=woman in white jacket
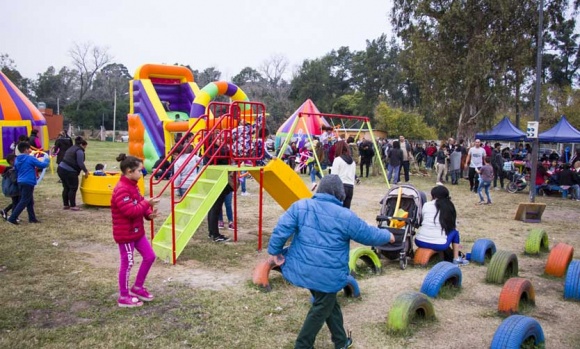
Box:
[331,140,356,209]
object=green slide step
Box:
[153,166,228,263]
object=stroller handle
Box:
[376,214,410,222]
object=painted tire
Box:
[524,228,549,255]
[343,275,361,298]
[545,243,574,277]
[486,250,519,284]
[386,291,435,332]
[348,247,382,277]
[413,248,439,267]
[564,260,580,301]
[420,261,462,298]
[470,239,497,265]
[498,278,535,315]
[490,315,545,348]
[252,255,284,292]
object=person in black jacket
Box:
[57,136,89,211]
[54,130,73,165]
[358,139,374,178]
[558,163,580,200]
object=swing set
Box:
[276,111,391,189]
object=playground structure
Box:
[127,64,251,171]
[276,109,390,188]
[0,71,50,166]
[146,100,312,264]
[126,64,389,264]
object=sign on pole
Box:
[526,121,539,139]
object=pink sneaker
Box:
[118,295,143,308]
[228,222,235,230]
[218,221,225,229]
[130,286,154,302]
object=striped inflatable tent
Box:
[0,71,48,161]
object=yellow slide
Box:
[248,158,312,210]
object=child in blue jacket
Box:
[7,142,50,225]
[268,174,394,349]
[1,154,20,220]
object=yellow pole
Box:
[366,121,390,188]
[390,186,403,227]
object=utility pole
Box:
[529,0,544,203]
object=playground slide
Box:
[248,158,312,210]
[152,166,229,263]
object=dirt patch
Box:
[69,241,246,291]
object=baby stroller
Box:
[506,171,527,193]
[374,184,426,270]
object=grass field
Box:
[1,140,579,348]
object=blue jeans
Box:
[8,183,37,223]
[415,230,460,251]
[310,165,322,183]
[478,180,492,203]
[218,192,233,222]
[387,164,400,184]
[240,172,247,193]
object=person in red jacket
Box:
[112,153,160,308]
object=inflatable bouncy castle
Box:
[0,71,49,165]
[128,64,250,171]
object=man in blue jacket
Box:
[268,174,394,349]
[7,142,50,225]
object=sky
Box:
[0,0,393,81]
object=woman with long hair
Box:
[414,185,469,265]
[330,140,356,209]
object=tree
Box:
[374,101,437,140]
[391,0,576,139]
[0,53,33,97]
[69,42,112,111]
[33,66,78,112]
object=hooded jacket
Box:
[15,154,50,186]
[111,176,153,244]
[330,154,356,186]
[268,189,392,293]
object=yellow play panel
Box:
[80,173,145,207]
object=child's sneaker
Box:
[218,221,225,229]
[228,222,235,230]
[118,295,143,308]
[453,257,470,266]
[130,286,154,302]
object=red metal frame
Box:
[148,101,268,264]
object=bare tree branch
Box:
[69,42,112,110]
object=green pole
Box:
[366,121,390,189]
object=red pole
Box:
[258,167,264,251]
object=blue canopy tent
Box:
[538,116,580,143]
[475,116,527,141]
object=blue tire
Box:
[564,260,580,300]
[470,239,497,265]
[420,261,462,298]
[343,275,361,298]
[490,315,545,349]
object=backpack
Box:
[2,167,19,197]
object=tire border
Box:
[490,315,545,348]
[498,277,535,315]
[348,247,382,277]
[470,238,497,265]
[524,228,549,255]
[419,261,462,298]
[386,291,435,332]
[486,250,519,284]
[545,242,574,277]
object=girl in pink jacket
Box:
[111,154,159,307]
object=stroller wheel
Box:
[506,182,518,193]
[400,257,408,270]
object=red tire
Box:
[413,248,438,267]
[545,243,574,277]
[498,278,535,315]
[252,255,284,291]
